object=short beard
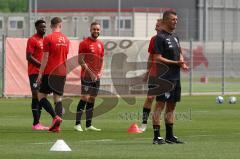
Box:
[91,33,99,39]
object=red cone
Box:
[127,123,142,133]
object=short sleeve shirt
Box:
[26,34,43,75]
[78,37,104,79]
[43,32,70,76]
[154,30,181,80]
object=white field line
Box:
[29,142,55,145]
[187,134,215,138]
[29,139,114,145]
[192,111,209,113]
[80,139,114,143]
[29,138,154,146]
[29,133,234,145]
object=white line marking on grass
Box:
[29,139,114,146]
[80,139,114,143]
[193,111,209,113]
[29,142,54,145]
[188,134,215,138]
[81,138,153,143]
[133,138,152,140]
[2,116,18,119]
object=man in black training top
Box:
[152,10,188,144]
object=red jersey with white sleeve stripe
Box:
[43,32,70,76]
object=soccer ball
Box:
[229,96,237,104]
[216,96,224,104]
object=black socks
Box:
[39,98,56,118]
[142,108,151,124]
[75,100,87,125]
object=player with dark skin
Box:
[26,19,48,130]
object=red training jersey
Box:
[78,37,104,79]
[148,35,157,77]
[43,32,70,76]
[26,34,43,75]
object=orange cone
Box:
[128,123,142,133]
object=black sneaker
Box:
[153,137,166,145]
[165,136,184,144]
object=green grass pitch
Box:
[0,95,240,159]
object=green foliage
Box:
[0,0,28,13]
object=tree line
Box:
[0,0,28,12]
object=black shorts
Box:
[29,74,39,91]
[156,80,181,102]
[81,78,100,97]
[39,75,66,96]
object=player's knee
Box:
[152,111,158,119]
[146,96,154,103]
[38,93,46,101]
[53,94,62,103]
[165,105,175,113]
[88,96,96,103]
[152,113,160,124]
[165,111,172,117]
[156,101,165,110]
[81,95,89,102]
[165,108,174,117]
[164,111,174,123]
